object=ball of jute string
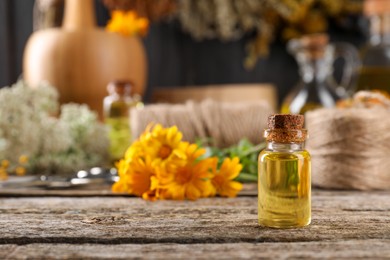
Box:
[306,108,390,190]
[130,99,273,148]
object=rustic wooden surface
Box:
[0,189,389,259]
[0,183,257,197]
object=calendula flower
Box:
[159,145,217,200]
[181,142,207,162]
[0,167,8,181]
[106,11,149,37]
[112,124,244,201]
[211,157,243,197]
[140,124,186,166]
[113,156,156,197]
[142,175,160,201]
[15,166,26,176]
[123,139,145,159]
[18,155,28,164]
[1,159,9,168]
[0,161,9,180]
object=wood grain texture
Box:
[2,240,390,259]
[0,183,257,197]
[0,191,389,246]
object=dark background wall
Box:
[0,0,365,104]
[0,0,35,87]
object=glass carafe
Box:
[281,34,360,114]
[357,0,390,92]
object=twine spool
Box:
[130,99,273,147]
[306,108,390,190]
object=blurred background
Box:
[2,0,390,190]
[0,0,365,104]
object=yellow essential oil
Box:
[105,116,131,161]
[357,67,390,93]
[280,101,323,115]
[258,114,311,228]
[103,80,139,161]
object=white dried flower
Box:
[0,80,109,176]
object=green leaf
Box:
[198,138,265,183]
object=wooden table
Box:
[0,186,389,259]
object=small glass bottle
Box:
[103,80,140,161]
[357,0,390,92]
[258,114,311,228]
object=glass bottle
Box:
[103,80,141,161]
[258,114,311,228]
[281,34,360,114]
[357,0,390,92]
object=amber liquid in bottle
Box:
[103,81,137,161]
[105,101,132,161]
[258,114,311,228]
[357,67,390,92]
[258,148,311,228]
[356,1,390,94]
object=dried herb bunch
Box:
[176,0,362,68]
[0,81,109,177]
[102,0,177,22]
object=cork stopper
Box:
[300,34,328,49]
[107,80,133,96]
[288,33,329,59]
[268,114,304,130]
[265,114,307,143]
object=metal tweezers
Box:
[0,167,118,189]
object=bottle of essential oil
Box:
[103,80,140,161]
[357,0,390,93]
[258,114,311,228]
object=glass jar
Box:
[103,80,141,161]
[258,114,311,228]
[357,0,390,92]
[281,34,360,114]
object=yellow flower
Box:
[142,175,160,201]
[18,155,28,164]
[159,145,217,200]
[211,157,243,198]
[113,124,188,199]
[1,159,10,168]
[122,124,186,162]
[0,168,8,181]
[182,142,207,162]
[112,124,245,201]
[113,156,156,197]
[140,124,186,165]
[123,140,145,159]
[106,11,149,37]
[111,179,126,193]
[15,166,26,176]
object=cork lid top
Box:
[107,80,133,95]
[299,34,329,49]
[288,33,329,59]
[265,114,307,143]
[268,114,304,130]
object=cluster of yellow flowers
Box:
[0,156,28,181]
[112,124,243,201]
[106,11,149,37]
